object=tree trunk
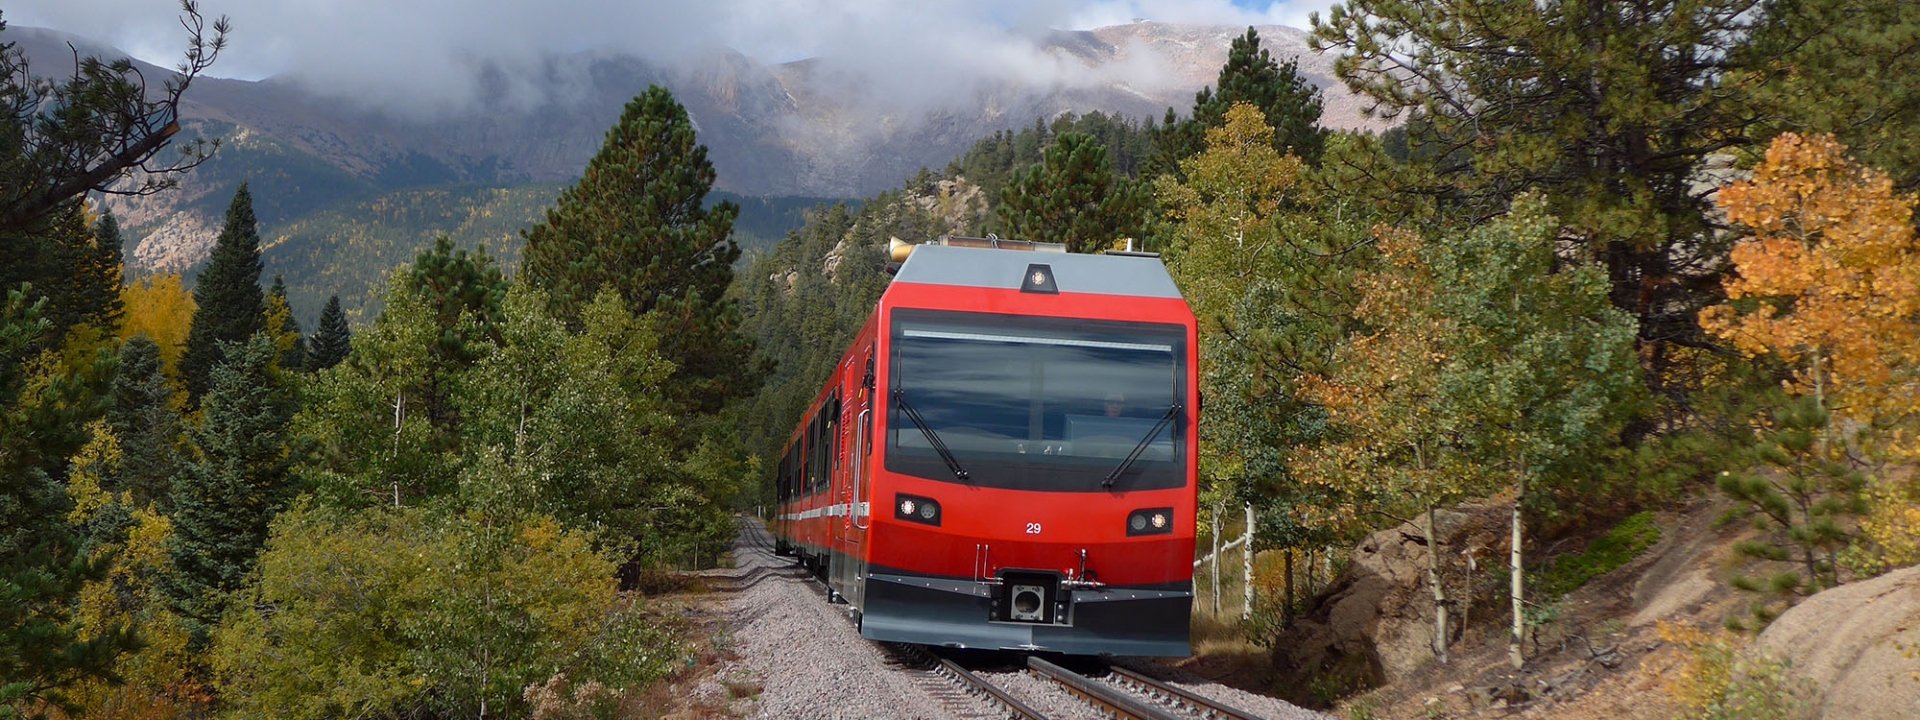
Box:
[391,391,404,508]
[1283,548,1295,629]
[1211,498,1222,617]
[1509,473,1526,670]
[1426,505,1450,663]
[1243,502,1255,621]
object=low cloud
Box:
[7,0,1331,117]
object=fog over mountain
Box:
[6,5,1380,323]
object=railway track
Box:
[904,644,1269,720]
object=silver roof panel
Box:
[891,244,1184,299]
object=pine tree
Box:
[165,334,293,632]
[406,236,507,433]
[108,335,182,509]
[180,184,266,403]
[1147,27,1327,177]
[265,275,307,372]
[86,209,127,327]
[522,86,739,323]
[307,295,351,371]
[996,132,1146,253]
[521,85,755,415]
[1,203,123,344]
[1309,0,1912,404]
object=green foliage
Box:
[522,85,755,418]
[211,504,686,719]
[1746,0,1920,191]
[306,294,351,371]
[108,336,182,509]
[0,285,132,717]
[1148,27,1327,179]
[459,287,683,552]
[265,275,306,372]
[1718,396,1870,625]
[1661,623,1814,720]
[996,132,1147,252]
[1311,0,1810,406]
[1532,511,1661,601]
[0,203,122,351]
[522,86,738,323]
[165,334,295,633]
[294,279,452,509]
[180,184,267,404]
[405,235,508,435]
[946,112,1156,208]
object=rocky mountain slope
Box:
[19,23,1379,271]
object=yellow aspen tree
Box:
[1701,132,1920,579]
[118,274,196,378]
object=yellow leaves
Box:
[119,274,195,377]
[64,420,122,526]
[1703,132,1920,443]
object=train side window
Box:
[824,393,840,487]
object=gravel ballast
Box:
[705,519,1333,719]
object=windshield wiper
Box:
[893,390,969,480]
[1104,403,1181,489]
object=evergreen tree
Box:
[1147,27,1327,178]
[0,286,132,712]
[1,203,123,345]
[109,335,181,508]
[179,184,266,403]
[996,132,1147,253]
[405,236,507,433]
[307,294,351,371]
[265,275,307,372]
[86,209,127,325]
[522,86,739,323]
[1310,0,1915,406]
[165,334,294,632]
[521,85,755,415]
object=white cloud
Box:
[5,0,1334,115]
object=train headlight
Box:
[1126,507,1174,536]
[895,493,941,526]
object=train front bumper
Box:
[859,571,1192,657]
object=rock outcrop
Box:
[1755,564,1920,719]
[1271,504,1510,694]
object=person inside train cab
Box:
[1104,392,1126,418]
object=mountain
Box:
[13,22,1383,324]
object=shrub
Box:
[211,504,685,719]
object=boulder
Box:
[1754,564,1920,719]
[1271,504,1509,694]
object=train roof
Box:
[890,244,1184,299]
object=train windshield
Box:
[886,309,1188,492]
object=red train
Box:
[772,236,1199,656]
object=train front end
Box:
[859,241,1199,657]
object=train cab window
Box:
[886,308,1188,493]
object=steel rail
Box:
[1107,665,1266,720]
[1027,656,1182,720]
[931,655,1052,720]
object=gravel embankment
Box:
[705,519,1332,719]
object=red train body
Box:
[772,239,1199,656]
